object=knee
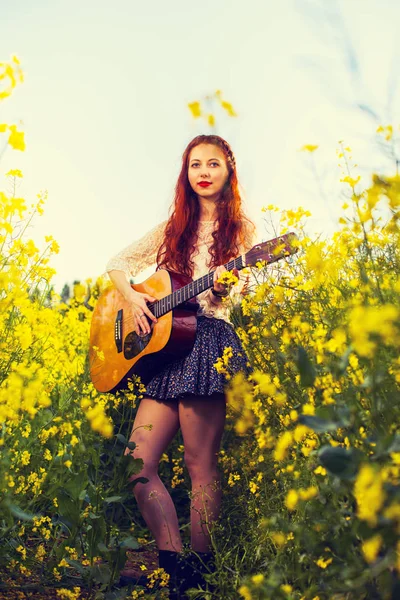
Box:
[126,441,160,483]
[184,451,219,479]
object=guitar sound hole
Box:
[124,325,153,360]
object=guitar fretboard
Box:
[149,255,244,318]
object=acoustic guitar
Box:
[89,232,298,393]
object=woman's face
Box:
[188,143,230,202]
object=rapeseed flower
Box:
[354,464,386,526]
[361,534,382,563]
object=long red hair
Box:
[156,135,255,277]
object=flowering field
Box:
[1,56,400,600]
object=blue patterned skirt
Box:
[144,316,251,401]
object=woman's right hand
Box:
[125,289,158,336]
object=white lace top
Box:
[104,219,256,324]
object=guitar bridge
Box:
[114,309,123,353]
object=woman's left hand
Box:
[213,265,240,294]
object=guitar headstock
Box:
[245,232,299,267]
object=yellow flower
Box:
[354,464,386,526]
[251,574,264,586]
[249,481,259,494]
[20,450,31,466]
[299,486,318,501]
[216,270,239,287]
[8,124,26,151]
[315,557,333,569]
[274,431,293,461]
[341,175,360,187]
[56,588,81,600]
[6,168,23,177]
[35,544,46,562]
[239,585,252,600]
[58,558,69,568]
[293,424,311,442]
[188,101,201,118]
[65,547,78,560]
[228,472,241,487]
[271,532,286,548]
[16,545,27,561]
[281,584,293,594]
[314,465,327,476]
[300,144,319,152]
[384,503,400,521]
[361,534,382,563]
[221,100,237,117]
[349,304,399,358]
[285,489,299,511]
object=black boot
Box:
[158,549,182,600]
[178,550,216,598]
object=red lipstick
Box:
[198,182,212,187]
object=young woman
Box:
[105,134,256,598]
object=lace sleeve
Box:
[104,220,167,279]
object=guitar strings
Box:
[112,259,240,328]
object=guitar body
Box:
[89,270,199,393]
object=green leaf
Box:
[318,445,363,479]
[387,434,400,453]
[66,559,86,575]
[79,489,88,501]
[97,542,109,553]
[298,415,340,433]
[64,472,88,501]
[7,503,37,522]
[104,496,123,504]
[120,536,140,550]
[90,563,112,584]
[125,457,144,477]
[115,433,127,445]
[57,490,81,526]
[296,346,316,387]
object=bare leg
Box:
[179,393,226,552]
[125,397,182,551]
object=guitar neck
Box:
[149,255,244,318]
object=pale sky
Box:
[1,0,399,292]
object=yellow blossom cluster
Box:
[223,159,400,597]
